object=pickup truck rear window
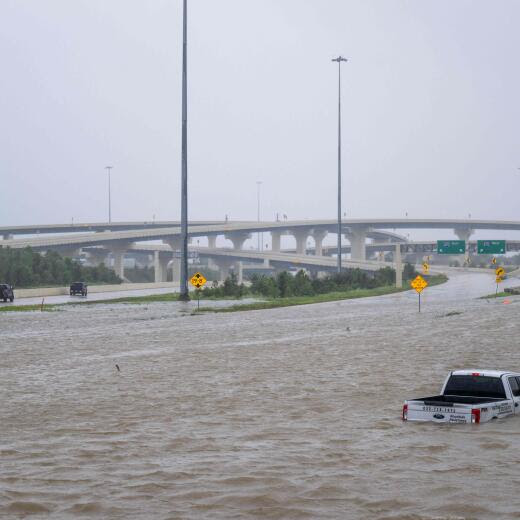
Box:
[444,375,506,399]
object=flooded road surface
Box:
[3,287,183,307]
[2,272,520,519]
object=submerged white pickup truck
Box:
[403,370,520,424]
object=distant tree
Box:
[0,247,121,287]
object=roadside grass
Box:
[67,292,243,306]
[0,304,58,313]
[71,293,181,306]
[197,275,448,314]
[480,292,514,299]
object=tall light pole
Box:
[179,0,189,301]
[256,181,262,251]
[105,166,113,223]
[332,56,347,273]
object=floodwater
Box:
[2,272,520,519]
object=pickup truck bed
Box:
[419,395,505,406]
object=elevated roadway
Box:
[2,218,520,284]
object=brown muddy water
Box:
[2,273,520,519]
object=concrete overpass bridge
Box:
[2,218,520,283]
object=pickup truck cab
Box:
[0,284,14,302]
[403,370,520,424]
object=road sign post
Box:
[411,275,428,313]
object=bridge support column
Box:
[225,232,251,250]
[154,251,169,283]
[346,227,368,261]
[2,234,13,241]
[164,238,183,284]
[311,229,328,256]
[395,244,403,288]
[208,235,217,249]
[112,249,126,280]
[454,228,473,264]
[235,261,243,284]
[292,229,310,255]
[271,231,282,253]
[108,242,132,281]
[213,258,234,281]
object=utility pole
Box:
[256,181,262,251]
[105,166,113,223]
[179,0,189,301]
[332,56,347,273]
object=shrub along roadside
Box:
[200,264,419,300]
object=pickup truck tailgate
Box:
[405,400,472,424]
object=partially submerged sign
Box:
[190,272,207,288]
[411,275,428,294]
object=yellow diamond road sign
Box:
[496,276,504,284]
[496,267,505,277]
[190,272,207,288]
[411,275,428,293]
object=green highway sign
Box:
[437,240,465,254]
[477,240,506,255]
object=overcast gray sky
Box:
[1,0,519,231]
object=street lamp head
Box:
[332,56,348,63]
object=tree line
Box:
[0,247,121,288]
[201,264,418,299]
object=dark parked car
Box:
[0,284,14,302]
[70,282,88,297]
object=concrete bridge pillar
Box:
[111,248,126,280]
[154,251,169,282]
[225,232,251,250]
[311,229,328,256]
[2,234,13,241]
[271,231,282,253]
[454,228,473,264]
[345,227,368,261]
[213,258,234,281]
[454,228,474,242]
[235,261,244,284]
[108,242,133,280]
[208,235,217,249]
[292,229,310,255]
[395,244,403,288]
[163,238,182,284]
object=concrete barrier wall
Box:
[14,282,179,299]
